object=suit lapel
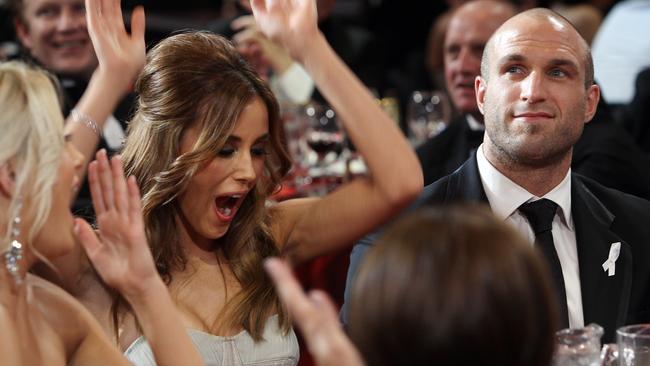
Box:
[572,176,632,341]
[444,154,488,203]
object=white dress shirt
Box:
[477,145,584,328]
[270,62,315,105]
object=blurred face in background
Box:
[15,0,97,78]
[443,1,515,119]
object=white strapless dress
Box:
[124,315,299,366]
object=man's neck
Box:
[483,142,572,197]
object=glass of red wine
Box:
[303,101,347,194]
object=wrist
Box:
[290,30,325,65]
[122,275,168,310]
[90,68,132,100]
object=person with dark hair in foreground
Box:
[266,206,558,366]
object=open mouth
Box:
[214,194,245,221]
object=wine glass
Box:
[406,90,451,147]
[303,102,347,195]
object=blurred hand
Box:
[85,0,146,95]
[265,258,365,366]
[249,0,320,62]
[74,150,158,300]
[232,15,293,76]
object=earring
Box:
[4,200,24,285]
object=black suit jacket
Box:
[343,155,650,342]
[416,111,650,199]
[416,115,483,186]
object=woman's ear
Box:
[0,162,16,198]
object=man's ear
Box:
[583,84,600,124]
[14,18,33,50]
[475,76,487,115]
[0,163,16,199]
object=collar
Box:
[466,114,485,131]
[476,145,573,230]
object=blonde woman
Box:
[0,61,203,365]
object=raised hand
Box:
[249,0,319,62]
[264,258,364,366]
[74,150,157,300]
[85,0,146,94]
[232,15,292,76]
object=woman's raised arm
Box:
[251,0,423,261]
[65,0,146,184]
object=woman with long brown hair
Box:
[75,0,423,364]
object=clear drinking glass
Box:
[406,90,451,147]
[553,324,603,366]
[617,324,650,365]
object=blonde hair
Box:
[0,61,64,251]
[119,32,292,340]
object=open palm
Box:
[85,0,146,93]
[75,151,156,299]
[249,0,318,61]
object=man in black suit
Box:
[417,1,650,200]
[344,8,650,343]
[417,0,515,185]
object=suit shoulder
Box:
[576,174,650,214]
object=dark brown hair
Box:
[349,205,558,366]
[118,31,292,340]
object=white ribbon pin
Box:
[602,242,621,277]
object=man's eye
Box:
[506,66,523,74]
[218,147,236,157]
[36,6,58,17]
[549,69,567,77]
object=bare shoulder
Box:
[28,273,96,334]
[27,274,130,365]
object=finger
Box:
[107,0,125,34]
[308,290,340,323]
[130,6,146,43]
[265,258,314,322]
[88,161,107,214]
[96,150,115,210]
[250,0,267,17]
[111,156,129,213]
[233,28,260,45]
[267,0,282,14]
[74,218,104,260]
[86,0,110,56]
[127,176,144,227]
[231,15,255,31]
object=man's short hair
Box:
[480,8,594,89]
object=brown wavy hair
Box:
[350,205,558,366]
[118,31,292,340]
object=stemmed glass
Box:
[406,90,451,147]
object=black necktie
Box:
[518,199,569,328]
